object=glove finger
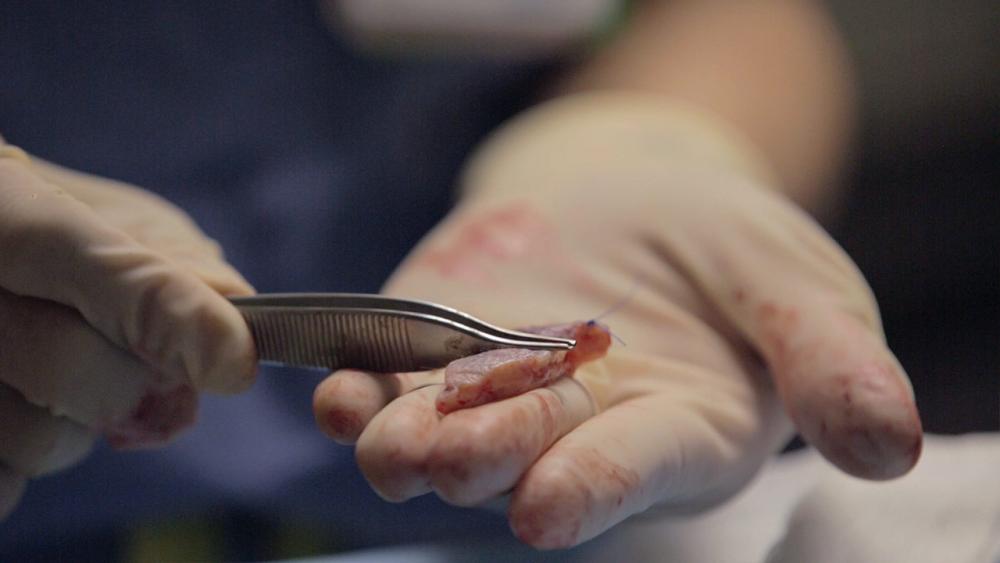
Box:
[507,383,780,550]
[0,290,198,448]
[27,158,255,297]
[426,377,593,507]
[0,464,26,521]
[0,383,96,476]
[355,385,442,501]
[654,185,922,479]
[753,304,922,478]
[313,369,443,445]
[0,157,255,393]
[169,254,254,297]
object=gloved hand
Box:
[0,141,256,519]
[312,93,923,548]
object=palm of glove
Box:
[314,154,922,548]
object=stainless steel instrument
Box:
[229,293,575,372]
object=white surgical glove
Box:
[0,141,256,519]
[312,93,923,548]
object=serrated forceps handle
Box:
[229,293,575,373]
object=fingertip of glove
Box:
[816,420,923,481]
[795,362,923,480]
[509,497,584,550]
[508,459,591,550]
[185,294,258,395]
[200,334,258,395]
[312,374,369,444]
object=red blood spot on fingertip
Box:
[324,408,363,438]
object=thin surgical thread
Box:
[588,273,647,347]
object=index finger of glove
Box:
[0,157,255,393]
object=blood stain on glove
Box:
[104,384,198,449]
[415,203,555,284]
[435,321,611,414]
[323,408,364,440]
[509,447,640,549]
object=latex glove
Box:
[312,93,923,548]
[0,142,256,519]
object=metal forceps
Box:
[229,293,576,373]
